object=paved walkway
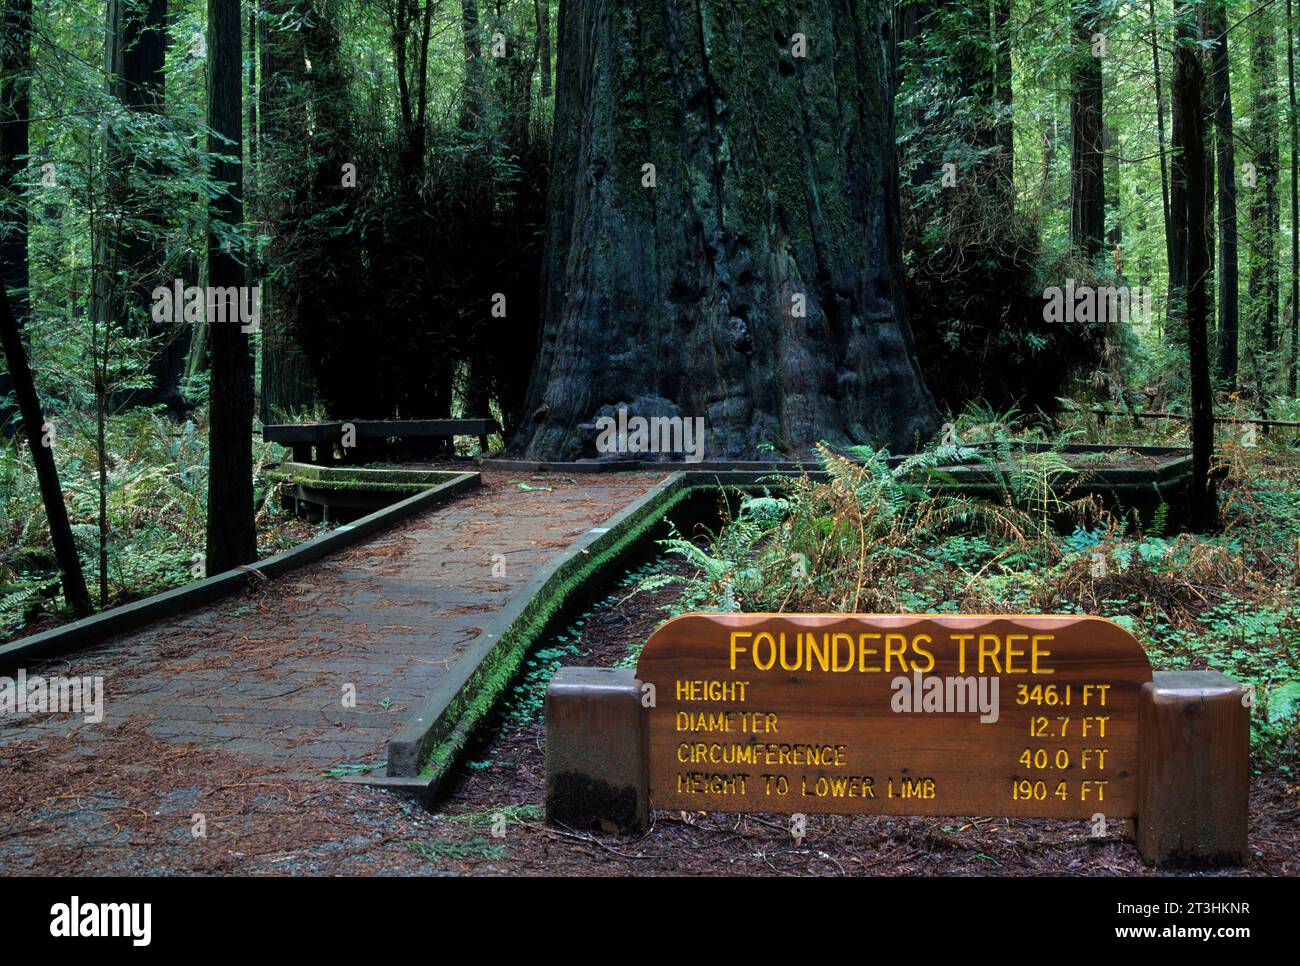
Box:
[0,470,665,779]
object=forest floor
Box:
[2,439,1297,877]
[2,558,1294,876]
[425,563,1300,877]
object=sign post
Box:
[543,613,1250,867]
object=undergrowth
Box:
[637,422,1300,764]
[0,407,319,639]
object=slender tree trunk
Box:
[1289,0,1299,394]
[1169,10,1190,339]
[0,280,92,615]
[0,0,32,437]
[1150,0,1173,280]
[1202,0,1215,333]
[1070,9,1106,260]
[1209,0,1239,385]
[461,0,484,128]
[537,0,551,98]
[96,349,108,606]
[1174,2,1217,529]
[205,0,256,572]
[517,0,938,459]
[993,0,1014,207]
[246,3,262,419]
[1249,10,1280,363]
[247,4,258,285]
[1105,119,1122,250]
[1040,108,1055,205]
[257,0,316,420]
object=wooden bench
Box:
[263,419,498,464]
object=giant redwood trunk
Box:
[516,0,938,461]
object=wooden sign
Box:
[635,613,1153,818]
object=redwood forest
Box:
[0,0,1296,888]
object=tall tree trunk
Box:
[517,0,938,460]
[0,0,32,437]
[1289,0,1299,394]
[257,0,316,420]
[1150,0,1173,283]
[0,280,92,616]
[1040,102,1056,206]
[246,4,258,294]
[205,0,256,572]
[1249,9,1280,363]
[1174,2,1217,529]
[991,0,1014,207]
[537,0,551,98]
[1105,118,1122,250]
[1209,0,1239,385]
[460,0,484,129]
[1070,8,1106,260]
[1169,8,1191,338]
[1200,1,1215,330]
[899,0,1009,205]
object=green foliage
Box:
[0,409,317,637]
[643,441,1093,616]
[406,835,505,864]
[502,631,584,727]
[650,419,1300,761]
[447,804,543,828]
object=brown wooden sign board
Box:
[635,613,1153,818]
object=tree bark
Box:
[0,0,32,437]
[0,279,92,615]
[517,0,938,460]
[992,0,1014,207]
[205,0,256,572]
[1173,2,1217,529]
[1168,11,1191,339]
[257,0,316,420]
[1070,8,1106,260]
[460,0,484,129]
[1249,8,1280,360]
[1208,0,1239,385]
[537,0,551,98]
[1150,0,1173,285]
[1288,0,1299,394]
